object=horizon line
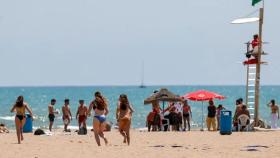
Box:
[0,84,280,88]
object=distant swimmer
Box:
[116,94,134,145]
[267,99,279,129]
[76,100,88,129]
[88,91,109,146]
[62,99,72,132]
[48,99,58,132]
[10,96,33,144]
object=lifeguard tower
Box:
[231,0,267,127]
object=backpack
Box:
[34,128,45,135]
[78,127,87,135]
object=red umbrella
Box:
[182,90,225,131]
[183,90,225,101]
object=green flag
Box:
[252,0,262,6]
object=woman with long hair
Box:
[10,96,33,144]
[88,91,109,146]
[116,94,134,145]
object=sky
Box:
[0,0,279,86]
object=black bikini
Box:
[16,115,25,121]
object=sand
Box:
[0,129,280,158]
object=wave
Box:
[0,116,14,121]
[57,125,93,130]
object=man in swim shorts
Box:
[48,99,58,132]
[62,99,72,132]
[76,100,88,129]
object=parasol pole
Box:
[201,101,204,131]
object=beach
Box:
[1,130,280,158]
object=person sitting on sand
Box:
[236,105,250,131]
[62,99,72,132]
[88,91,109,146]
[174,101,183,131]
[48,99,58,132]
[267,99,279,129]
[10,96,33,144]
[164,102,180,131]
[233,98,243,131]
[0,123,9,133]
[216,104,225,130]
[182,99,192,131]
[116,94,134,145]
[76,100,88,129]
[206,100,216,131]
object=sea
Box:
[0,86,279,130]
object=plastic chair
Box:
[161,118,170,131]
[238,114,250,131]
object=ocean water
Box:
[0,86,279,129]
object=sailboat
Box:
[139,61,146,88]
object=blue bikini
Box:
[94,115,106,123]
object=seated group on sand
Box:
[147,99,192,132]
[10,92,134,146]
[146,97,279,132]
[146,99,226,132]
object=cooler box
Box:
[23,114,33,133]
[220,110,232,135]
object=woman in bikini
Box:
[88,91,109,146]
[10,96,33,144]
[182,100,192,131]
[116,94,134,145]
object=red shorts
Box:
[79,115,86,124]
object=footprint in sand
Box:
[150,145,165,148]
[171,145,183,148]
[241,145,269,152]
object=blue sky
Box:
[0,0,279,86]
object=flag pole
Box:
[254,0,264,127]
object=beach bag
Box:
[34,128,45,135]
[104,121,112,132]
[78,127,87,135]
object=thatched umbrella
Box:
[144,88,182,110]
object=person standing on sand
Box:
[267,99,279,129]
[116,94,134,145]
[206,100,216,131]
[216,104,225,130]
[76,100,88,129]
[10,96,33,144]
[62,99,72,132]
[182,99,192,131]
[88,91,109,146]
[48,99,58,132]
